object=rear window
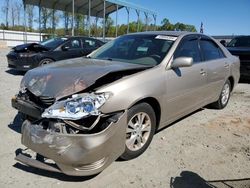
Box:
[227,37,250,47]
[200,40,225,61]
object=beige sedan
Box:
[12,31,240,176]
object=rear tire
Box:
[120,103,156,160]
[39,58,53,66]
[211,80,231,109]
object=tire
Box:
[211,80,231,109]
[120,102,156,160]
[39,58,53,66]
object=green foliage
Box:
[159,18,197,32]
[74,14,86,36]
[185,24,197,32]
[0,23,25,31]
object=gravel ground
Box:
[0,49,249,188]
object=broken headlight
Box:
[41,93,111,120]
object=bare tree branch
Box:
[2,0,10,28]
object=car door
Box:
[199,37,228,101]
[58,38,83,60]
[164,35,208,123]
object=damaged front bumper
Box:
[16,111,127,176]
[11,96,44,119]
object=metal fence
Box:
[0,29,46,47]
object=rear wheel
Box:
[211,80,231,109]
[39,58,53,66]
[120,103,156,160]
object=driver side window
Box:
[174,38,201,63]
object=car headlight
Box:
[41,93,111,120]
[19,53,36,58]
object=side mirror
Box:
[61,46,70,51]
[171,57,193,68]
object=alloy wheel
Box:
[221,83,230,105]
[126,112,152,151]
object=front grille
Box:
[8,64,16,68]
[38,96,55,106]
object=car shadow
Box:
[170,171,250,188]
[8,113,24,134]
[173,68,182,77]
[13,162,98,182]
[170,171,213,188]
[5,69,25,76]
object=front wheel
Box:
[120,103,156,160]
[39,58,53,66]
[211,80,231,109]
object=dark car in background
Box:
[7,37,105,71]
[227,36,250,79]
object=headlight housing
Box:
[19,53,36,58]
[42,93,111,120]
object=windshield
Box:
[227,37,250,47]
[40,38,68,49]
[90,34,175,66]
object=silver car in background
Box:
[12,31,240,176]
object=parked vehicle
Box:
[12,31,240,176]
[227,36,250,79]
[7,37,104,71]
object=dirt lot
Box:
[0,49,249,188]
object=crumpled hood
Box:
[21,57,148,99]
[13,43,49,53]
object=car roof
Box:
[233,35,250,39]
[59,36,102,41]
[126,31,195,37]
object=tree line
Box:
[0,0,197,37]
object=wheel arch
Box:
[41,57,56,62]
[228,76,234,91]
[38,57,55,66]
[129,97,161,131]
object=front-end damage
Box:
[16,110,127,176]
[12,58,151,175]
[12,89,128,176]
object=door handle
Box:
[224,63,229,68]
[200,69,206,76]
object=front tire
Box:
[39,58,53,66]
[211,80,231,109]
[120,103,156,160]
